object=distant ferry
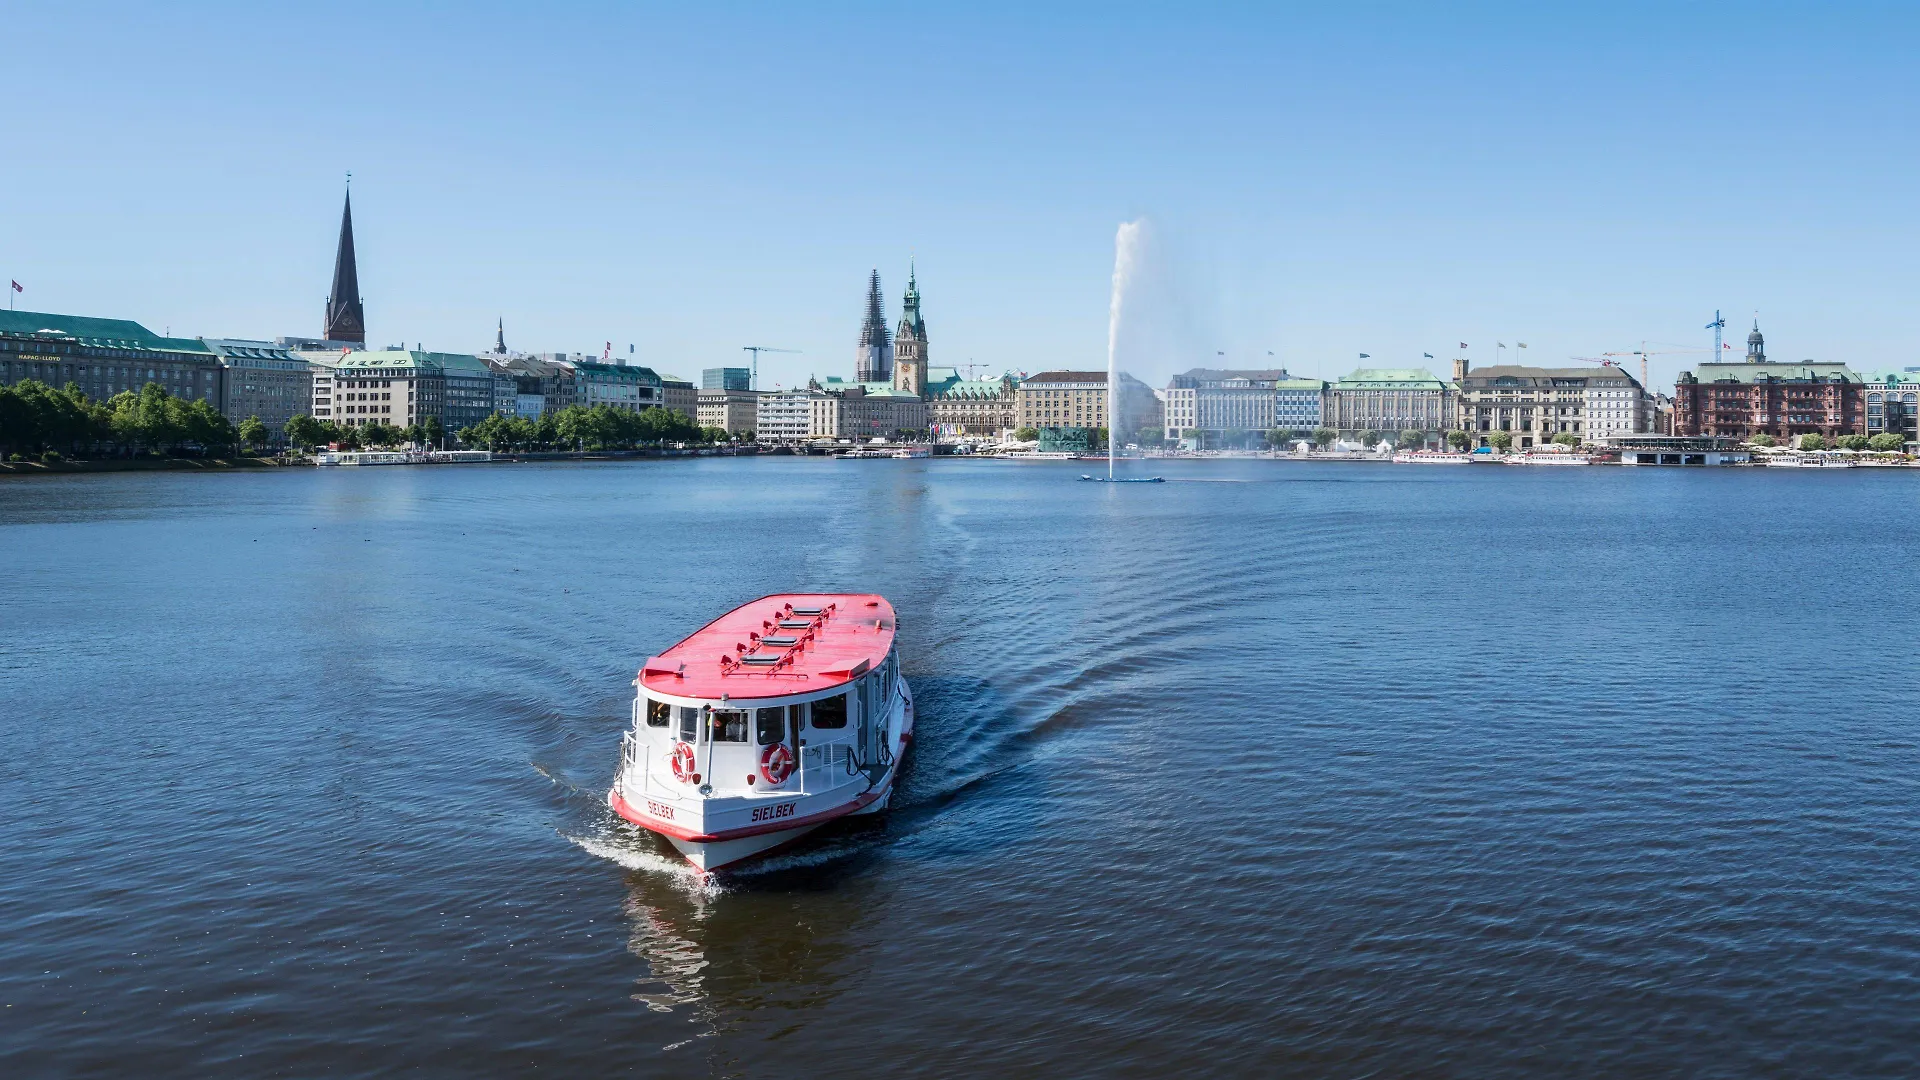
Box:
[608,594,912,871]
[1765,454,1855,469]
[1392,451,1473,464]
[1504,452,1593,466]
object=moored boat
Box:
[1392,451,1472,464]
[608,593,912,871]
[1503,452,1593,465]
[1764,453,1855,468]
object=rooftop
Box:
[1023,370,1107,385]
[0,308,215,355]
[1333,367,1447,389]
[639,593,898,701]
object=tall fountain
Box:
[1084,220,1164,482]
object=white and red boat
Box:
[608,593,913,871]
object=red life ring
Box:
[669,741,697,783]
[760,743,795,785]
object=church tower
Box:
[893,261,928,398]
[323,188,366,344]
[855,270,893,383]
[1746,320,1765,363]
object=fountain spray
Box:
[1108,220,1143,480]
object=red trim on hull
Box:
[610,787,883,844]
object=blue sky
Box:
[3,2,1917,390]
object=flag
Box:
[1517,342,1528,349]
[9,280,20,293]
[1459,342,1468,349]
[1423,352,1433,358]
[1359,353,1370,359]
[1497,341,1507,348]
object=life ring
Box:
[760,743,795,785]
[669,741,698,783]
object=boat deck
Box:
[640,593,897,701]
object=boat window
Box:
[677,707,699,741]
[709,709,748,743]
[810,693,848,729]
[645,699,670,728]
[756,707,786,745]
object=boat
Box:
[1764,454,1855,468]
[1391,451,1472,464]
[1503,453,1593,465]
[608,593,913,871]
[1079,474,1165,482]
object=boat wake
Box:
[571,826,728,898]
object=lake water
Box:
[5,457,1920,1077]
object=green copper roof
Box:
[0,308,215,355]
[1687,362,1860,384]
[1274,378,1327,390]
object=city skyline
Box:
[4,4,1919,392]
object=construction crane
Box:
[1706,310,1727,361]
[1600,343,1712,389]
[741,346,800,391]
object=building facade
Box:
[1861,371,1920,445]
[0,309,222,404]
[703,367,751,391]
[1017,371,1108,432]
[1453,363,1649,448]
[569,360,664,412]
[1325,368,1451,442]
[660,377,697,421]
[1275,378,1325,431]
[1673,363,1864,441]
[926,369,1019,438]
[698,388,762,434]
[322,351,442,430]
[1161,368,1291,441]
[203,338,313,441]
[755,387,824,441]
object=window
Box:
[756,707,787,745]
[709,709,748,743]
[810,693,848,729]
[677,706,698,741]
[645,699,670,728]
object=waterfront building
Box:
[703,367,751,391]
[660,376,697,421]
[1861,370,1920,445]
[0,309,221,403]
[1452,362,1649,448]
[1275,378,1326,432]
[925,369,1020,438]
[499,356,577,415]
[1161,368,1291,442]
[854,270,893,383]
[323,190,367,345]
[1325,368,1451,443]
[568,360,665,412]
[756,386,830,441]
[698,388,762,434]
[815,377,927,438]
[1017,370,1107,432]
[1673,321,1866,442]
[322,350,442,430]
[202,338,314,441]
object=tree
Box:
[237,416,268,451]
[1398,429,1426,449]
[1869,432,1907,452]
[1013,426,1039,442]
[1748,433,1776,448]
[1550,431,1579,446]
[1798,433,1828,451]
[422,415,445,447]
[1836,434,1871,451]
[1361,429,1383,447]
[284,414,325,450]
[1446,430,1471,451]
[1312,427,1337,448]
[1488,430,1514,451]
[336,425,364,450]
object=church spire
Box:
[495,316,506,354]
[855,269,893,382]
[1747,318,1765,363]
[324,187,366,344]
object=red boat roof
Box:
[639,593,896,702]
